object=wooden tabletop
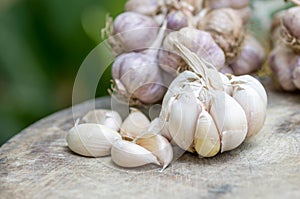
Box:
[1,79,300,199]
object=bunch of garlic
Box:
[105,0,266,106]
[66,108,173,169]
[159,43,267,157]
[269,5,300,91]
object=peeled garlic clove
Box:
[210,91,248,152]
[168,91,202,151]
[281,6,300,53]
[269,45,297,91]
[111,139,160,167]
[232,84,266,137]
[81,109,122,131]
[111,12,158,53]
[135,134,173,169]
[194,110,221,157]
[125,0,159,16]
[120,108,150,140]
[230,35,266,75]
[66,123,121,157]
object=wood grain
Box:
[1,79,300,199]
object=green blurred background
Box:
[0,0,126,145]
[0,0,291,146]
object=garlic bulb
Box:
[281,6,300,53]
[269,44,299,91]
[120,108,150,140]
[167,10,188,31]
[158,27,225,75]
[230,34,266,75]
[198,8,245,63]
[125,0,160,16]
[204,0,250,10]
[81,109,122,131]
[111,139,160,167]
[66,123,121,157]
[109,12,159,54]
[135,134,173,169]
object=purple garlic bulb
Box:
[158,27,225,75]
[125,0,159,16]
[230,35,266,75]
[109,12,159,54]
[269,44,300,91]
[167,11,188,31]
[112,51,167,105]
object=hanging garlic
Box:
[112,20,168,105]
[111,139,160,168]
[230,34,266,75]
[120,108,150,140]
[81,109,122,131]
[158,27,225,75]
[109,12,159,54]
[135,134,173,169]
[198,8,245,63]
[280,6,300,53]
[66,123,121,157]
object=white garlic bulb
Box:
[81,109,122,131]
[66,123,121,157]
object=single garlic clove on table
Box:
[120,108,150,140]
[81,109,122,131]
[111,139,160,168]
[210,91,248,153]
[135,134,173,170]
[66,123,121,157]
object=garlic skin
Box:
[167,10,188,31]
[158,28,225,74]
[111,139,160,167]
[81,109,122,131]
[135,134,173,169]
[204,0,249,10]
[125,0,159,16]
[292,61,300,89]
[230,35,266,75]
[194,110,220,157]
[269,44,298,91]
[281,6,300,53]
[66,123,121,157]
[199,8,245,63]
[220,65,234,75]
[110,12,158,53]
[209,91,248,152]
[120,108,150,140]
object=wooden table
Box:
[1,79,300,198]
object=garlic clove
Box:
[66,123,121,157]
[194,110,221,157]
[120,108,150,140]
[232,84,267,137]
[168,91,202,152]
[209,91,248,152]
[81,109,122,131]
[111,139,160,168]
[135,134,173,169]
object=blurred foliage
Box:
[0,0,126,145]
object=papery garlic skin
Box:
[111,12,158,53]
[135,134,173,169]
[82,109,122,131]
[230,35,266,75]
[125,0,159,16]
[209,91,248,152]
[281,6,300,53]
[120,108,150,140]
[66,123,121,157]
[111,139,160,167]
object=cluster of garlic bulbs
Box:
[269,4,300,91]
[66,109,173,169]
[106,0,266,105]
[159,43,267,157]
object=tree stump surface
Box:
[1,79,300,199]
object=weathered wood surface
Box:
[1,79,300,199]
